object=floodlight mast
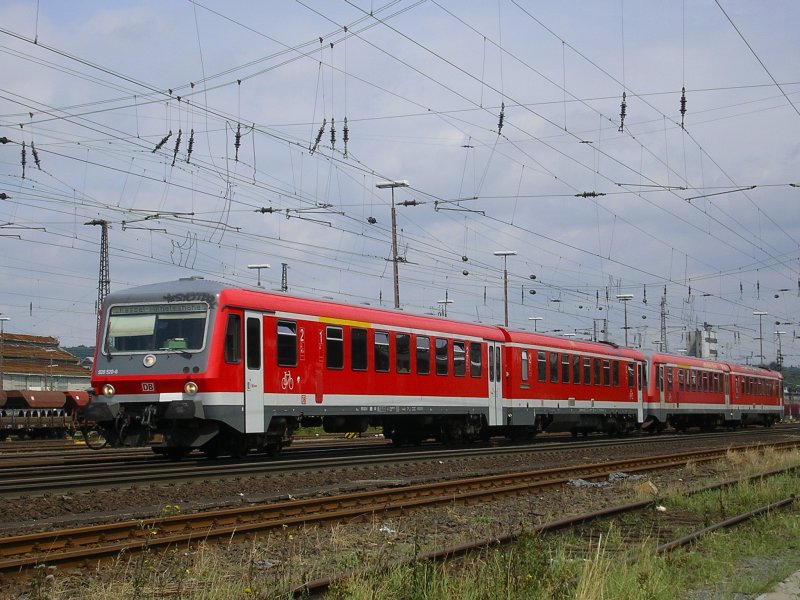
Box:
[247,263,271,288]
[376,180,409,309]
[0,316,9,391]
[753,311,768,366]
[494,250,517,327]
[616,294,634,347]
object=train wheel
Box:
[200,440,221,460]
[167,447,191,461]
[265,440,282,456]
[82,426,109,450]
[230,434,250,459]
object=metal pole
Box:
[0,317,7,391]
[616,294,634,347]
[502,256,509,327]
[494,251,516,327]
[753,311,767,366]
[376,181,409,310]
[390,187,400,309]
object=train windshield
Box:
[104,302,209,354]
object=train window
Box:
[224,314,241,363]
[326,327,344,370]
[470,342,482,377]
[276,320,297,367]
[704,373,710,393]
[584,357,591,384]
[573,355,582,384]
[656,366,663,391]
[691,370,697,391]
[549,352,559,383]
[417,336,431,375]
[593,358,601,386]
[603,360,610,386]
[538,352,547,382]
[374,331,390,373]
[627,363,634,388]
[351,328,368,371]
[489,345,495,382]
[435,338,449,376]
[612,361,620,387]
[395,334,411,374]
[453,341,466,376]
[107,303,208,353]
[666,368,673,391]
[678,369,684,390]
[495,346,501,380]
[641,363,647,389]
[521,350,529,382]
[562,354,570,383]
[246,317,261,370]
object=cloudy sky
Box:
[1,1,798,366]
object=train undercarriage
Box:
[84,398,782,460]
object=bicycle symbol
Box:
[281,371,294,391]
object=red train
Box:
[85,279,783,458]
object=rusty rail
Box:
[0,439,798,574]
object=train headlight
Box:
[102,384,116,397]
[184,381,198,396]
[143,354,157,368]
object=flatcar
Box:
[0,389,89,439]
[85,278,782,458]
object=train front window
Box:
[106,303,208,353]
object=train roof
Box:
[502,329,646,359]
[105,279,505,340]
[726,362,783,379]
[649,352,731,371]
[649,352,782,379]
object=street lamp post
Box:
[437,299,454,317]
[616,294,634,347]
[0,316,9,391]
[247,263,271,288]
[494,250,517,327]
[753,311,768,366]
[376,180,409,309]
[528,317,543,332]
[47,361,59,391]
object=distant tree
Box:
[63,345,95,360]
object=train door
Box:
[244,311,265,434]
[636,361,644,422]
[488,342,503,426]
[724,371,730,411]
[658,365,666,408]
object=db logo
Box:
[142,382,155,392]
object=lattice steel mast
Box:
[85,219,110,328]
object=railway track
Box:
[1,426,797,497]
[292,468,800,596]
[1,438,798,574]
